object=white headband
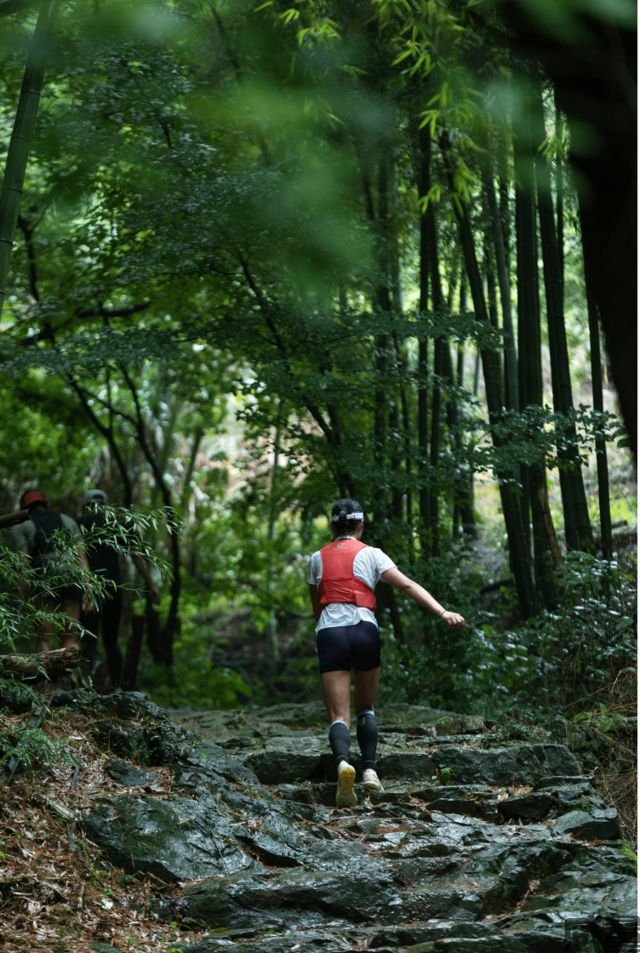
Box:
[331,511,364,522]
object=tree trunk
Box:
[265,404,282,675]
[427,203,444,557]
[515,120,557,607]
[0,0,61,320]
[393,331,413,535]
[532,84,594,554]
[121,614,145,691]
[486,166,518,411]
[533,468,564,567]
[181,424,205,511]
[554,96,564,297]
[389,211,404,522]
[358,142,405,645]
[501,4,637,458]
[586,283,613,560]
[416,127,431,549]
[442,132,538,618]
[119,365,181,661]
[473,347,481,397]
[374,150,391,466]
[453,276,477,539]
[456,277,466,388]
[515,187,532,555]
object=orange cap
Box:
[21,490,46,508]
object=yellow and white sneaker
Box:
[363,768,383,794]
[335,760,357,808]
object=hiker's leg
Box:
[353,665,380,716]
[34,597,54,653]
[61,600,81,649]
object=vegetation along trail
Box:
[0,0,636,950]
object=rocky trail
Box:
[55,692,634,953]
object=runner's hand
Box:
[442,610,465,628]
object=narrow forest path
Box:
[125,701,636,953]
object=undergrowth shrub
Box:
[378,550,637,716]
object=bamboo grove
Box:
[0,0,634,665]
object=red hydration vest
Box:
[318,537,377,610]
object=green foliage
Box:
[0,0,633,717]
[142,629,253,710]
[432,765,456,783]
[376,548,636,716]
[0,722,72,774]
[481,553,637,713]
[621,841,637,868]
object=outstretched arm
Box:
[380,567,465,628]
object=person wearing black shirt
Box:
[78,489,160,688]
[13,489,91,653]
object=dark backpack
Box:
[77,511,121,583]
[29,510,69,567]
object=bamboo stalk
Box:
[0,0,62,319]
[441,131,539,619]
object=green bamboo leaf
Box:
[392,47,414,65]
[281,8,300,24]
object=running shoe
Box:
[363,768,383,794]
[335,760,357,808]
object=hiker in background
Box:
[78,489,161,689]
[308,498,465,808]
[12,489,90,653]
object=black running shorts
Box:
[317,620,381,674]
[32,581,83,605]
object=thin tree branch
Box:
[17,215,39,303]
[72,384,138,426]
[236,253,338,447]
[67,375,133,505]
[20,302,150,346]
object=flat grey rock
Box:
[81,701,635,952]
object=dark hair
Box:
[330,498,364,537]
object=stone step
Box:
[235,737,581,788]
[75,693,635,953]
[169,831,634,935]
[161,920,568,953]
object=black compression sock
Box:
[357,709,378,770]
[329,720,351,766]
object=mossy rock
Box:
[82,794,252,883]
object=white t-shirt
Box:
[307,538,396,632]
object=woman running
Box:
[308,497,465,807]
